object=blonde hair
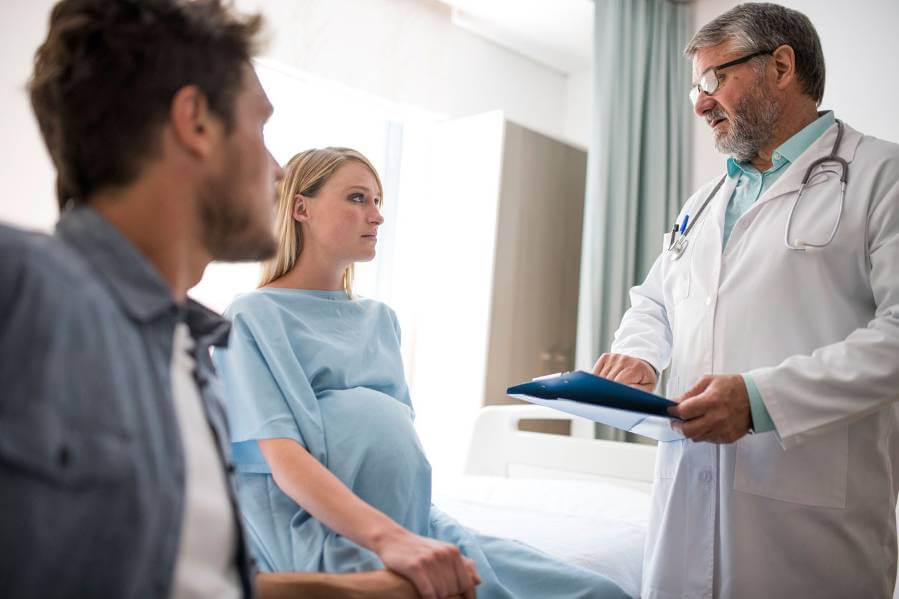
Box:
[259,147,383,296]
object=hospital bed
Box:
[432,405,655,597]
[434,404,899,599]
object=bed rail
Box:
[464,405,657,492]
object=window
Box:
[189,59,441,311]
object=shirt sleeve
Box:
[742,374,776,433]
[213,311,326,469]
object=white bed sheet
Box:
[433,475,650,598]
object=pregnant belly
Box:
[318,387,433,533]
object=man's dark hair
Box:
[29,0,263,210]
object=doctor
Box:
[593,3,899,598]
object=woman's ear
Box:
[293,194,310,222]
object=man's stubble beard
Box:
[198,169,278,263]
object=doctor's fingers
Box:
[592,353,617,377]
[677,413,720,441]
[593,353,638,377]
[616,365,656,391]
[603,356,651,384]
[669,393,713,420]
[675,375,716,403]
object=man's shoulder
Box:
[854,130,899,165]
[0,223,109,320]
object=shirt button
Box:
[700,471,713,482]
[705,296,712,306]
[773,152,781,161]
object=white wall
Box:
[235,0,570,142]
[691,0,899,189]
[1,0,573,231]
[563,68,592,150]
[0,0,57,232]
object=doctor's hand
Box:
[668,374,751,444]
[592,353,658,393]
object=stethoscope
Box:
[668,119,849,261]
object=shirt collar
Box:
[56,205,230,347]
[726,110,836,177]
[776,110,835,164]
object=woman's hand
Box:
[258,439,480,598]
[372,528,480,599]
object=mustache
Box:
[706,107,728,126]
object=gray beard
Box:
[713,88,782,162]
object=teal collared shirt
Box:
[724,111,835,433]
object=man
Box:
[0,1,473,597]
[594,3,899,598]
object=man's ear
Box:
[169,85,219,158]
[771,44,797,91]
[293,194,311,222]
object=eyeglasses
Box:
[689,50,773,106]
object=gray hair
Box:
[684,3,825,105]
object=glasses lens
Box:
[689,86,700,106]
[700,71,719,95]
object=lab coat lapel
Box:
[694,175,738,296]
[754,121,863,207]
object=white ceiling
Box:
[434,0,594,75]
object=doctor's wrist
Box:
[742,374,776,434]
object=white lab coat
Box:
[611,120,899,599]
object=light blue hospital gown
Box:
[213,288,629,599]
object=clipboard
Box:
[507,370,685,442]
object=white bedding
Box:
[433,475,650,598]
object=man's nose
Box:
[693,92,716,118]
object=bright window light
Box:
[189,59,441,312]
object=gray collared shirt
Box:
[0,206,254,598]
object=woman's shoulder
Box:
[353,295,396,318]
[223,289,299,336]
[353,296,400,337]
[225,289,281,318]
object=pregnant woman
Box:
[213,147,629,599]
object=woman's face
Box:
[298,160,384,265]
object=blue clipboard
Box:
[507,370,685,442]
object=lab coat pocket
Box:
[662,235,691,304]
[733,428,848,508]
[655,438,685,479]
[671,273,691,303]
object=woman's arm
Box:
[258,438,479,599]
